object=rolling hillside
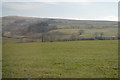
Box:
[2,16,118,42]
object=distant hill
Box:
[2,16,117,32]
[2,16,118,41]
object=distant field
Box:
[53,28,118,38]
[2,39,118,78]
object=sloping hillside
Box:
[2,16,118,42]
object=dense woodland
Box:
[2,16,119,43]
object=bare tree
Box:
[94,32,104,39]
[27,22,49,42]
[78,30,85,35]
[100,32,104,39]
[70,34,78,41]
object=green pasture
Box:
[53,28,118,38]
[2,39,118,78]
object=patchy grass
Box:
[2,39,118,78]
[53,28,118,37]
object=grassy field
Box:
[2,39,118,78]
[53,28,118,37]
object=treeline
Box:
[3,31,119,43]
[12,29,118,43]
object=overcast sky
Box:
[1,0,119,21]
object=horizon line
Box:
[2,15,118,22]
